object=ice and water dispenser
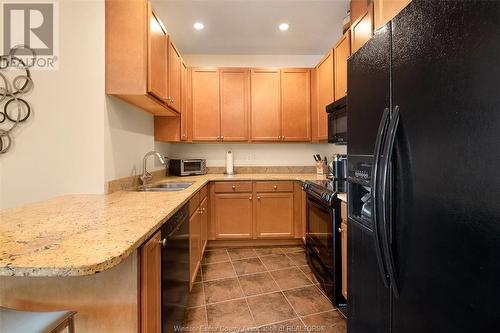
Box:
[348,156,374,230]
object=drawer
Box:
[199,184,208,200]
[341,201,347,221]
[254,181,293,193]
[214,181,252,193]
[189,192,200,216]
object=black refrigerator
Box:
[346,1,500,332]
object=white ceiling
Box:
[151,0,349,55]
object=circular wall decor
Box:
[0,46,35,155]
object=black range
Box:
[302,179,346,309]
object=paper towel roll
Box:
[226,151,234,175]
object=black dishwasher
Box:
[161,204,189,333]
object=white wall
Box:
[166,143,346,167]
[104,97,169,181]
[0,1,168,209]
[0,0,106,209]
[183,54,322,68]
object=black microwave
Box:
[326,96,347,144]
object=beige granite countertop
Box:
[0,173,326,277]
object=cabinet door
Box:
[192,68,220,141]
[374,0,411,30]
[316,52,334,141]
[214,193,253,239]
[189,209,201,285]
[200,197,208,255]
[250,69,281,141]
[281,69,311,142]
[351,2,374,54]
[220,68,249,141]
[167,40,182,112]
[341,220,348,299]
[254,192,294,238]
[147,5,167,101]
[334,31,351,100]
[350,0,370,26]
[180,62,189,141]
[140,231,161,333]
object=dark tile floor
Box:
[182,246,346,333]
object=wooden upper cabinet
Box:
[220,68,250,142]
[350,0,371,26]
[148,6,167,101]
[214,193,253,239]
[191,68,220,141]
[140,231,162,333]
[180,62,189,141]
[281,69,311,142]
[251,69,281,141]
[351,2,374,53]
[254,192,294,238]
[167,39,182,112]
[374,0,411,30]
[334,31,351,100]
[106,0,177,115]
[316,52,334,141]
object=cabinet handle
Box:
[282,136,285,141]
[221,136,224,140]
[249,197,252,200]
[257,196,261,200]
[273,185,277,190]
[232,185,236,190]
[278,135,282,140]
[159,238,167,247]
[344,89,347,94]
[338,228,342,233]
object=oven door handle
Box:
[371,107,391,288]
[380,105,401,297]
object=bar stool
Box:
[0,306,76,333]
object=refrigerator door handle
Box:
[371,107,391,288]
[380,105,401,297]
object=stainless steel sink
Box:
[137,182,193,192]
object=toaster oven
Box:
[168,159,206,176]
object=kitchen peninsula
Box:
[1,173,340,332]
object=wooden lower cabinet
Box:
[200,196,208,253]
[341,201,348,299]
[254,192,294,238]
[214,193,253,239]
[212,181,304,240]
[140,231,162,333]
[189,208,201,286]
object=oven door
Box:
[305,194,334,276]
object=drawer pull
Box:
[273,185,277,190]
[232,185,236,190]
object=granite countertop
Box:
[0,173,326,277]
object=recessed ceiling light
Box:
[193,22,204,30]
[279,23,289,31]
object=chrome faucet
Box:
[140,151,166,186]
